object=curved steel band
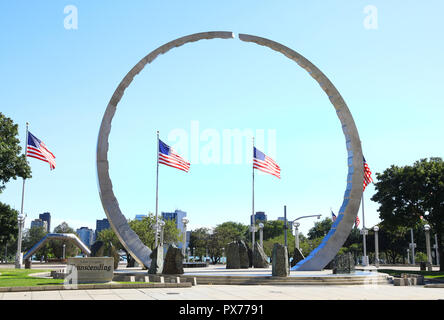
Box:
[96,31,363,270]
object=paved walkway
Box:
[1,284,443,300]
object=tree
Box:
[0,113,32,193]
[189,228,209,261]
[22,226,49,260]
[0,203,18,257]
[96,214,181,265]
[307,218,332,240]
[0,113,32,258]
[371,158,444,270]
[51,222,79,258]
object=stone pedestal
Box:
[238,240,250,269]
[148,245,164,274]
[332,253,355,274]
[226,242,241,269]
[272,243,289,277]
[67,257,114,283]
[163,245,184,274]
[253,243,269,268]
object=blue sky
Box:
[1,1,443,236]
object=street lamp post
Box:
[409,228,416,265]
[424,224,432,266]
[407,248,410,264]
[291,215,321,251]
[181,218,189,262]
[258,223,264,249]
[158,220,165,246]
[433,234,440,266]
[293,222,300,250]
[63,244,66,260]
[15,214,26,269]
[373,226,379,267]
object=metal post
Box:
[294,223,300,250]
[407,248,410,264]
[258,223,264,248]
[373,226,379,267]
[251,137,255,257]
[155,131,160,248]
[63,244,66,259]
[410,228,416,265]
[16,123,29,269]
[425,225,432,265]
[434,234,440,266]
[361,195,368,266]
[181,218,189,262]
[284,205,287,247]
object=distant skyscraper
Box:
[39,212,51,232]
[76,227,94,248]
[251,211,267,224]
[95,218,110,238]
[135,214,147,221]
[161,209,187,248]
[30,218,48,231]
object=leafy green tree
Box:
[96,214,180,265]
[307,218,332,240]
[0,113,32,192]
[0,113,32,258]
[189,227,209,261]
[206,221,249,264]
[371,158,444,270]
[22,226,49,260]
[50,222,79,258]
[0,203,18,258]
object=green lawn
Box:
[378,269,444,281]
[0,269,64,287]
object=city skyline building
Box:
[38,212,51,233]
[76,226,94,248]
[161,209,188,249]
[30,218,48,231]
[95,218,110,238]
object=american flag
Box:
[363,157,373,191]
[253,147,280,179]
[331,210,337,222]
[158,139,190,172]
[26,131,56,170]
[355,216,360,228]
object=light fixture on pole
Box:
[373,226,379,268]
[424,224,432,266]
[181,218,189,262]
[290,215,321,250]
[15,213,26,269]
[258,223,264,249]
[158,220,165,246]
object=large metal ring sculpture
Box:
[96,31,364,271]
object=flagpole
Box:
[361,193,368,266]
[16,122,29,268]
[252,136,255,260]
[155,131,159,248]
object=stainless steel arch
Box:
[23,233,91,260]
[97,31,363,271]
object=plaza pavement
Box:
[1,263,443,300]
[1,283,444,300]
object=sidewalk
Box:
[1,283,443,300]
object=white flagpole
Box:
[16,122,29,268]
[252,136,255,259]
[155,131,159,248]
